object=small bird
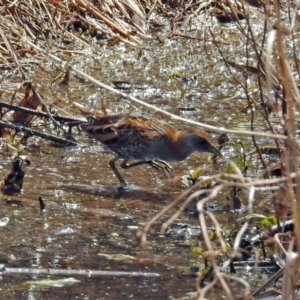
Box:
[74,102,221,187]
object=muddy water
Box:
[0,11,298,300]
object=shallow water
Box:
[0,7,299,300]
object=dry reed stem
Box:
[76,0,142,45]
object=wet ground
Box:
[0,138,211,300]
[0,7,299,300]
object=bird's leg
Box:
[120,160,173,178]
[109,156,127,187]
[121,160,151,169]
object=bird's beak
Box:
[209,145,223,158]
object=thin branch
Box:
[0,121,77,146]
[0,266,160,277]
[0,101,84,123]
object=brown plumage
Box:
[74,102,221,186]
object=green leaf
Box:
[260,215,277,227]
[191,169,202,180]
[191,247,203,255]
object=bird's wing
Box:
[116,116,177,139]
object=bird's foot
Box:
[115,183,127,198]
